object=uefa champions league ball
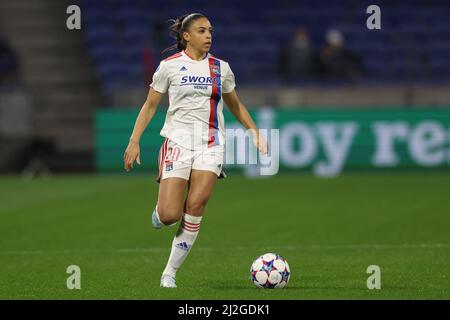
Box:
[250,253,291,289]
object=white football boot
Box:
[151,210,163,229]
[160,274,177,288]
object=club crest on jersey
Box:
[210,65,220,74]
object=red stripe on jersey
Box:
[207,57,220,147]
[164,52,182,61]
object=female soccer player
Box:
[123,13,268,288]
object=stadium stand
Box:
[79,0,450,94]
[1,0,450,173]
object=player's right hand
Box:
[123,140,141,172]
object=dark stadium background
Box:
[0,0,449,299]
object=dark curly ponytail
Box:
[162,13,207,54]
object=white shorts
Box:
[157,138,226,183]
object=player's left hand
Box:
[252,130,268,155]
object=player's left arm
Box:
[223,89,268,154]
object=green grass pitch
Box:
[0,173,449,299]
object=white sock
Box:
[162,213,202,277]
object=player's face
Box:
[184,18,213,53]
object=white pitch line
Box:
[0,243,449,255]
[118,243,450,252]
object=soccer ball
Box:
[250,253,291,289]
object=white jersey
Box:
[150,50,236,150]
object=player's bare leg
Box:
[161,170,218,288]
[184,169,218,216]
[152,177,188,228]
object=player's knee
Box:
[185,197,209,215]
[160,214,179,225]
[157,206,182,225]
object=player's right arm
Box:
[123,88,164,172]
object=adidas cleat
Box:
[160,274,177,288]
[151,210,163,229]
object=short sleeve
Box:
[150,61,170,93]
[222,62,236,94]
